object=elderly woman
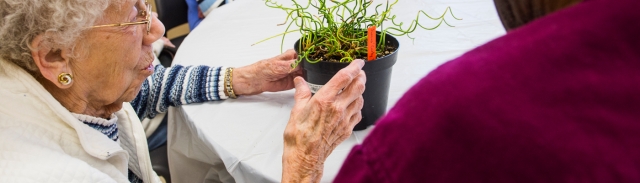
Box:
[280,0,640,182]
[0,0,364,182]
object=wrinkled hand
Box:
[282,60,366,183]
[232,49,303,95]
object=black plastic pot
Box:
[294,33,399,131]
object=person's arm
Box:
[130,50,302,120]
[281,60,366,182]
[130,64,225,119]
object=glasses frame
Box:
[89,2,152,35]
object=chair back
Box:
[154,0,189,32]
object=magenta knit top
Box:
[335,0,640,182]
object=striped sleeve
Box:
[130,64,227,120]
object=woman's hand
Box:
[232,49,303,95]
[282,60,366,183]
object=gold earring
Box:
[58,73,73,86]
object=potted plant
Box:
[259,0,461,130]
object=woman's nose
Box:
[142,12,165,45]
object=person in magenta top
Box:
[330,0,640,182]
[278,0,640,182]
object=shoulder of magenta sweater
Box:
[344,0,640,182]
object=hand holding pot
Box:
[232,49,303,95]
[282,60,366,183]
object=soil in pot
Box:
[295,33,399,131]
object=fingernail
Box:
[294,77,303,87]
[355,59,365,68]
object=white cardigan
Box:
[0,58,160,183]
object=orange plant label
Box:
[367,26,377,61]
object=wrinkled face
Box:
[70,0,164,107]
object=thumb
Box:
[293,76,311,103]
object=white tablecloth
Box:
[167,0,505,182]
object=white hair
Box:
[0,0,112,73]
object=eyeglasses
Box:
[89,1,152,35]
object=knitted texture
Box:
[131,64,224,120]
[334,0,640,182]
[71,113,119,141]
[128,169,143,183]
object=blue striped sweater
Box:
[131,64,227,120]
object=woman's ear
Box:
[30,34,73,89]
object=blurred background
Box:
[149,1,191,41]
